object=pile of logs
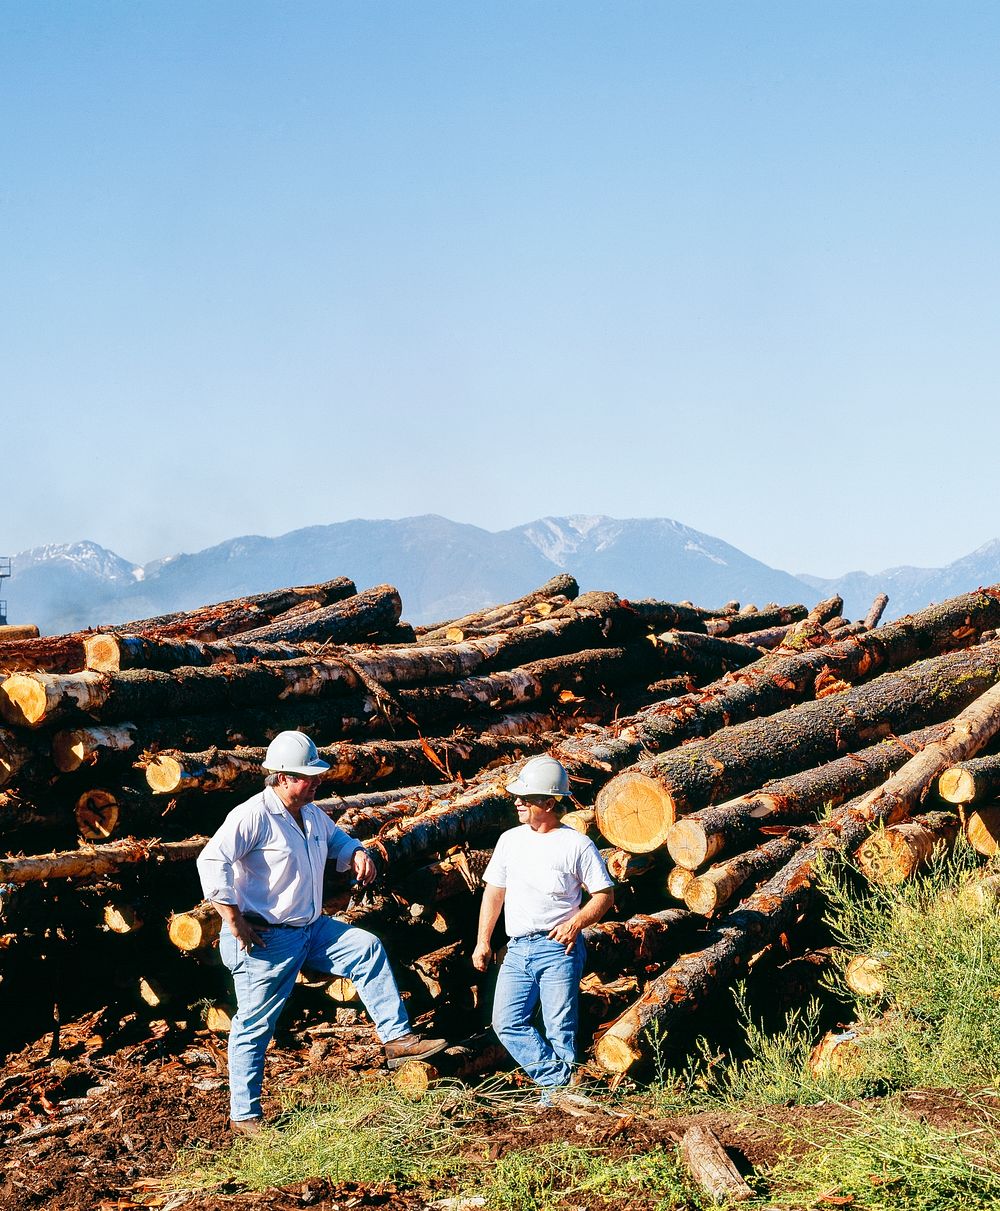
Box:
[1,570,998,1092]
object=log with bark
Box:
[414,575,579,642]
[704,603,807,637]
[592,676,1000,1073]
[112,576,358,641]
[392,1034,509,1097]
[233,585,402,645]
[144,732,548,796]
[581,908,696,976]
[0,837,209,884]
[594,641,1000,854]
[682,829,815,916]
[555,585,1000,807]
[666,723,953,869]
[392,848,491,909]
[84,632,327,673]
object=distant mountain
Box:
[799,539,1000,620]
[9,516,1000,638]
[6,514,817,636]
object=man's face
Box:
[513,794,559,830]
[277,772,322,811]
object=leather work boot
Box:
[383,1032,449,1070]
[230,1117,264,1136]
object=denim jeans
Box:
[219,916,410,1120]
[492,934,586,1088]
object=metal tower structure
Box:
[0,556,9,625]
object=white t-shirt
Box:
[482,824,613,939]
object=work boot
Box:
[383,1032,449,1070]
[230,1117,264,1136]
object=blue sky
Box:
[2,3,998,576]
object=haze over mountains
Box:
[4,515,999,636]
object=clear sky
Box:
[2,2,998,577]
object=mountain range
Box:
[3,515,999,636]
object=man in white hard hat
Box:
[197,730,447,1134]
[472,754,613,1099]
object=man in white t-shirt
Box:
[472,755,614,1092]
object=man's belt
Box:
[243,913,304,930]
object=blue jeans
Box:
[492,934,586,1088]
[219,916,410,1120]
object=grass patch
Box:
[477,1141,705,1211]
[766,1091,1000,1210]
[169,1075,473,1193]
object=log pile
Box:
[1,572,999,1093]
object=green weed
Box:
[766,1092,1000,1210]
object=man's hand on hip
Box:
[215,903,264,952]
[351,848,377,886]
[548,918,582,954]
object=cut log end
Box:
[0,675,48,727]
[682,877,721,917]
[168,909,222,952]
[938,766,976,804]
[83,634,123,672]
[393,1060,438,1098]
[594,1030,643,1073]
[595,772,676,854]
[146,755,184,794]
[52,730,86,773]
[666,818,716,870]
[964,807,1000,857]
[844,955,886,998]
[667,865,695,902]
[75,791,120,841]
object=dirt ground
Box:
[0,1005,980,1211]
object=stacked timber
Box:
[2,573,1000,1093]
[0,575,806,1049]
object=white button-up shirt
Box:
[196,786,363,926]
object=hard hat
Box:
[505,755,571,798]
[262,731,331,777]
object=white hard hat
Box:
[505,755,571,798]
[262,731,330,777]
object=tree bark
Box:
[0,634,88,675]
[594,641,1000,854]
[666,723,953,868]
[234,585,402,645]
[0,837,209,884]
[113,576,358,641]
[593,676,1000,1073]
[680,1124,754,1204]
[0,625,39,642]
[581,908,696,976]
